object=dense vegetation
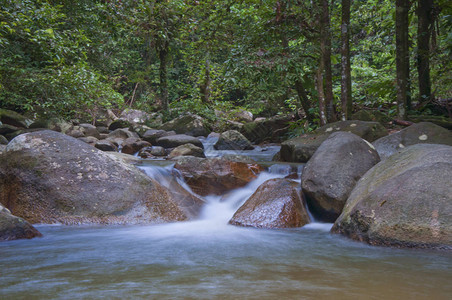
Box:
[1,0,451,127]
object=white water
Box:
[200,136,281,161]
[138,162,296,232]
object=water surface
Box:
[1,222,451,299]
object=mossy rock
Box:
[372,122,452,160]
[0,109,32,128]
[407,115,452,130]
[332,144,452,250]
[352,110,392,124]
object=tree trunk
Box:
[395,0,410,119]
[320,0,336,122]
[295,80,314,123]
[200,54,211,103]
[159,42,169,111]
[340,0,352,120]
[417,0,432,103]
[316,67,328,126]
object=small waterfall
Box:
[138,159,335,231]
[199,171,287,225]
[139,162,175,189]
[138,162,288,227]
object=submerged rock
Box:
[331,144,452,250]
[173,156,264,196]
[281,120,387,163]
[372,122,452,160]
[0,130,192,224]
[301,132,380,222]
[229,178,310,228]
[0,204,42,241]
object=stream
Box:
[1,141,451,299]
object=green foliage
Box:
[0,0,450,125]
[0,0,123,121]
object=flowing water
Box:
[1,146,451,299]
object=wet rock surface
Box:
[173,156,264,196]
[0,204,42,241]
[301,132,380,222]
[229,178,310,228]
[0,130,191,224]
[331,144,452,250]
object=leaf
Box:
[45,28,55,38]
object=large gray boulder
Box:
[156,134,204,149]
[0,130,196,224]
[159,114,209,137]
[229,178,311,228]
[301,132,380,222]
[372,122,452,160]
[214,130,254,151]
[0,204,42,241]
[331,144,452,250]
[281,120,387,163]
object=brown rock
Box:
[0,204,42,241]
[121,138,151,155]
[173,156,264,196]
[229,178,311,228]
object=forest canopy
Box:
[0,0,451,127]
